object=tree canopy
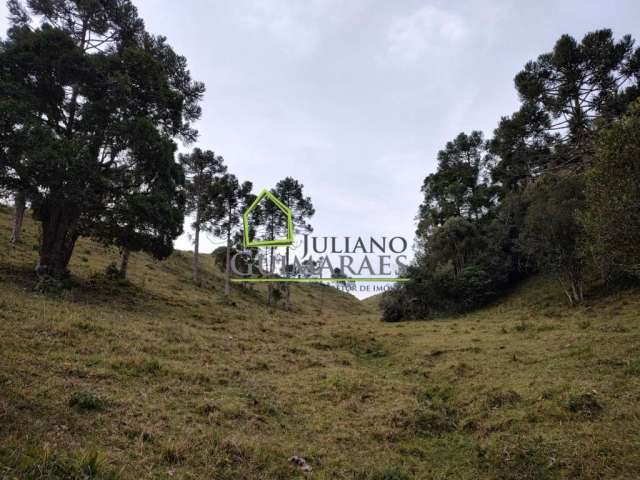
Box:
[0,0,204,277]
[385,29,640,321]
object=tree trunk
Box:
[119,248,130,279]
[37,200,81,278]
[285,246,291,310]
[570,277,584,304]
[560,271,584,306]
[267,246,274,304]
[10,190,26,245]
[224,230,231,296]
[192,212,200,284]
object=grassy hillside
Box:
[360,292,383,313]
[1,205,640,479]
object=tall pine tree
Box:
[180,148,226,283]
[270,177,314,309]
[208,174,254,296]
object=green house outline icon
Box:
[243,188,294,248]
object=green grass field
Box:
[1,204,640,479]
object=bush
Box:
[381,262,510,321]
[520,174,587,305]
[583,99,640,279]
[380,287,412,322]
[436,265,499,312]
[381,198,528,322]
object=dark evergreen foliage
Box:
[0,0,204,277]
[385,29,640,321]
[179,148,226,283]
[207,173,255,295]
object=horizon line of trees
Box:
[383,28,640,321]
[181,147,315,303]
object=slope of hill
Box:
[360,292,383,314]
[1,204,640,479]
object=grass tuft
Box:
[69,391,107,412]
[486,390,522,409]
[566,392,603,417]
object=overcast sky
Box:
[1,1,638,292]
[128,0,637,253]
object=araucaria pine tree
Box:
[208,174,254,296]
[270,177,314,309]
[180,148,226,283]
[0,0,204,278]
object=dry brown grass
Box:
[1,204,640,479]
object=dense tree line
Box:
[0,0,314,305]
[383,29,640,321]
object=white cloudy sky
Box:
[127,0,637,254]
[1,1,638,290]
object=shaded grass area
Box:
[1,205,640,479]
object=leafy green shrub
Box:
[436,265,499,312]
[379,287,410,322]
[520,175,587,305]
[381,262,510,321]
[583,99,640,280]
